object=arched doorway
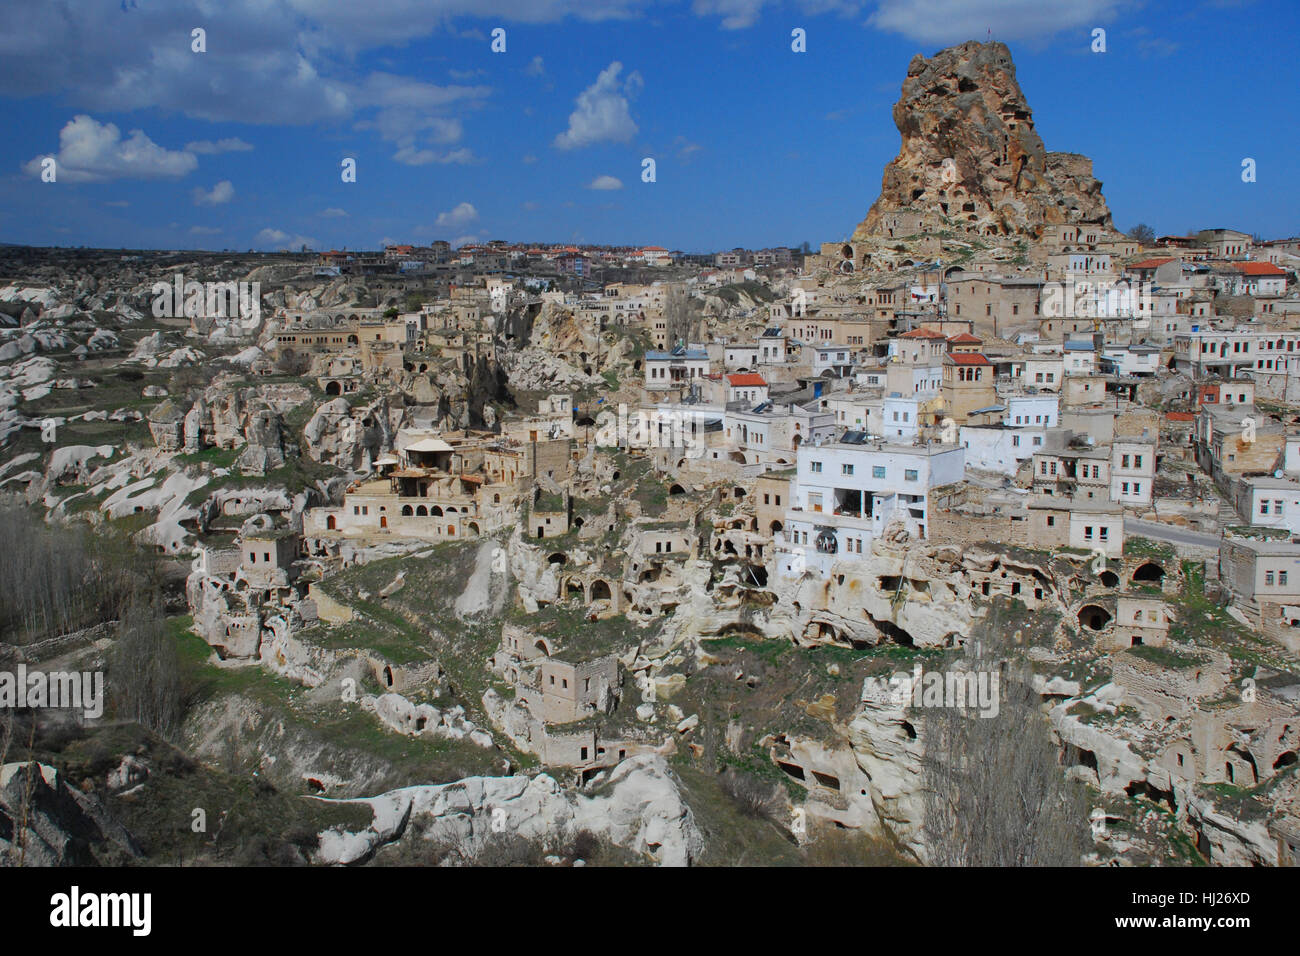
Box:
[1132,562,1165,587]
[1078,605,1112,631]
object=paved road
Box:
[1123,517,1221,550]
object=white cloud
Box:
[185,137,254,155]
[692,0,771,29]
[673,135,702,159]
[587,175,623,190]
[435,202,479,228]
[868,0,1125,44]
[0,2,658,129]
[320,207,348,217]
[553,61,641,150]
[451,234,479,248]
[351,72,490,166]
[189,225,222,235]
[393,146,477,166]
[526,55,546,77]
[192,180,235,206]
[256,227,318,249]
[22,115,197,182]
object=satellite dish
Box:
[1276,470,1284,479]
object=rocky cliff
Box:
[854,41,1114,245]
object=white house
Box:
[961,424,1045,475]
[1021,354,1064,391]
[644,347,710,390]
[1063,341,1097,376]
[811,345,855,378]
[1240,476,1300,536]
[724,344,760,370]
[1004,394,1059,429]
[725,373,769,405]
[1101,344,1162,376]
[1110,438,1156,508]
[883,393,922,439]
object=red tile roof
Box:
[1166,411,1195,422]
[947,332,982,344]
[899,327,947,339]
[946,352,991,365]
[1233,262,1286,276]
[1129,258,1175,270]
[726,373,767,387]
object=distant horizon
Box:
[2,0,1296,251]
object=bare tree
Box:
[920,642,1089,866]
[110,598,184,741]
[662,284,698,349]
[718,767,783,822]
[1128,223,1156,245]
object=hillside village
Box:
[2,40,1299,868]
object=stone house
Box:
[491,623,622,726]
[1108,595,1171,651]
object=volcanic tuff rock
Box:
[854,41,1115,244]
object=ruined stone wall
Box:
[928,509,1031,549]
[1111,649,1230,719]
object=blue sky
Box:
[0,0,1295,253]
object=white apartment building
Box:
[780,437,965,577]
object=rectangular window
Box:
[1266,571,1275,586]
[904,469,918,482]
[1084,526,1094,540]
[1099,527,1109,541]
[842,463,854,475]
[810,461,822,473]
[873,466,886,478]
[1281,571,1289,586]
